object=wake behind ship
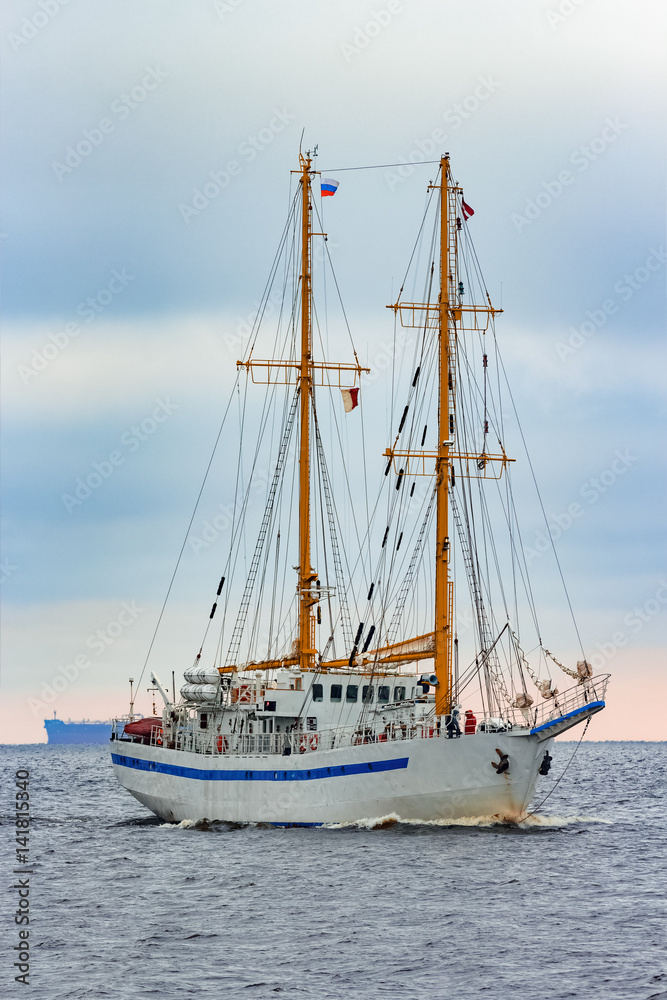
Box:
[111,151,608,825]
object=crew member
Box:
[464,709,477,735]
[445,707,461,738]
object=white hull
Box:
[111,731,553,825]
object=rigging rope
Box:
[385,485,437,646]
[225,389,299,665]
[312,405,355,653]
[320,159,442,173]
[135,371,241,692]
[497,351,588,664]
[526,718,591,817]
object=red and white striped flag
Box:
[341,387,359,413]
[461,199,475,220]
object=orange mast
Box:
[384,156,507,713]
[434,156,454,716]
[297,152,317,672]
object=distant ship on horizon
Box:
[44,713,112,745]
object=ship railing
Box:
[210,726,422,756]
[518,673,610,732]
[110,717,150,743]
[111,719,139,742]
[496,674,610,730]
[169,720,450,757]
[173,728,351,757]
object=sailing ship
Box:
[110,152,608,825]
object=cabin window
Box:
[307,717,317,731]
[362,685,374,703]
[312,683,323,702]
[262,719,274,734]
[200,713,208,730]
[330,684,342,702]
[346,684,358,703]
[378,685,390,703]
[264,700,276,712]
[394,685,406,702]
[295,678,302,691]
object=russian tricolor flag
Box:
[321,178,339,197]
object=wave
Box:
[158,813,611,831]
[324,812,612,829]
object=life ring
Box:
[299,735,308,753]
[309,734,319,751]
[217,735,228,753]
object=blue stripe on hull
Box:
[271,822,324,828]
[111,753,409,782]
[530,701,604,735]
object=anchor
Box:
[491,748,509,775]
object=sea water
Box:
[1,741,665,999]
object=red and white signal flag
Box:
[341,387,359,413]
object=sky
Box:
[1,0,665,743]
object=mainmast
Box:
[385,155,508,713]
[434,156,454,716]
[298,152,316,672]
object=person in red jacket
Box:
[464,709,477,735]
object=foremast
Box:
[434,157,454,717]
[236,152,369,672]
